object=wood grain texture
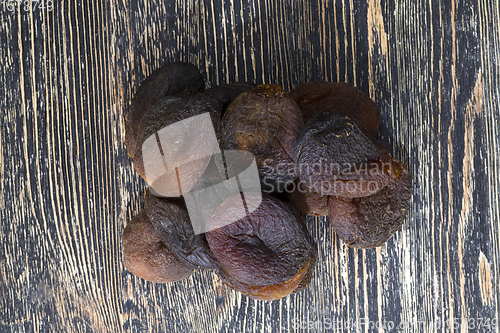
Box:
[1,0,499,332]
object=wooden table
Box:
[1,0,499,332]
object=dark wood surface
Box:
[1,0,499,332]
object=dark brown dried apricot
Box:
[144,190,220,270]
[328,158,412,248]
[123,210,194,283]
[221,258,311,300]
[134,91,223,196]
[205,193,316,300]
[220,84,303,193]
[288,81,380,137]
[294,112,392,197]
[125,62,205,157]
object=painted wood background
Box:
[1,0,499,332]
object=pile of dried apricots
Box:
[122,62,412,301]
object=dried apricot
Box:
[123,210,194,283]
[220,84,303,192]
[289,81,380,137]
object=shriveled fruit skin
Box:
[286,179,329,216]
[328,159,412,248]
[123,210,194,283]
[204,82,256,112]
[144,191,220,270]
[205,193,316,300]
[288,81,380,137]
[133,91,223,194]
[220,84,303,193]
[294,112,392,197]
[220,258,311,301]
[125,62,205,157]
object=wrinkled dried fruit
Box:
[123,210,194,283]
[285,179,329,216]
[145,190,220,270]
[205,193,316,300]
[134,91,223,195]
[288,81,380,137]
[220,84,303,192]
[220,258,311,300]
[204,82,257,112]
[125,62,205,156]
[328,158,412,248]
[294,112,393,197]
